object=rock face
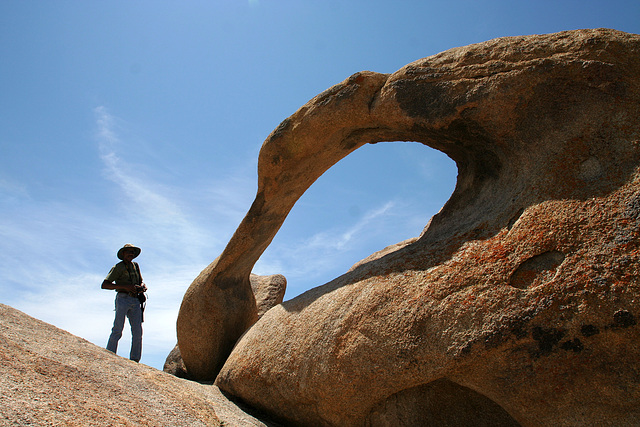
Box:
[0,304,272,427]
[179,28,640,425]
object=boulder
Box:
[166,273,285,377]
[209,28,640,426]
[163,343,189,378]
[250,273,287,317]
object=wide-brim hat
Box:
[117,244,141,260]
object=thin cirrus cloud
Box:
[94,106,235,265]
[254,200,401,294]
[95,106,196,232]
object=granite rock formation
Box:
[179,28,640,426]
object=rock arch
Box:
[176,65,504,379]
[178,29,640,426]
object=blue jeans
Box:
[106,293,143,362]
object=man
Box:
[102,244,147,362]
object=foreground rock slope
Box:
[178,28,640,426]
[0,304,270,427]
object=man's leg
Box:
[106,294,127,353]
[128,298,143,362]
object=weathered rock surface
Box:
[179,28,640,426]
[250,273,287,317]
[0,304,272,427]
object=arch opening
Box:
[366,378,521,427]
[254,141,457,299]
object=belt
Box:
[118,291,138,297]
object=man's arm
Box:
[101,280,136,292]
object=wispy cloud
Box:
[323,201,396,250]
[93,106,259,262]
[94,107,210,259]
[254,200,400,295]
[0,178,30,204]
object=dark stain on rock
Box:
[316,82,359,107]
[342,127,387,151]
[560,338,584,353]
[531,326,565,357]
[581,324,600,337]
[509,250,565,289]
[507,208,525,230]
[458,312,535,357]
[459,342,473,356]
[393,80,456,119]
[269,117,291,141]
[466,145,503,182]
[446,117,493,144]
[625,192,640,220]
[508,313,535,340]
[519,66,627,137]
[612,310,636,329]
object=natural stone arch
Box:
[179,28,640,427]
[176,67,507,379]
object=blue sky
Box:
[1,1,639,370]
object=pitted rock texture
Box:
[179,28,640,426]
